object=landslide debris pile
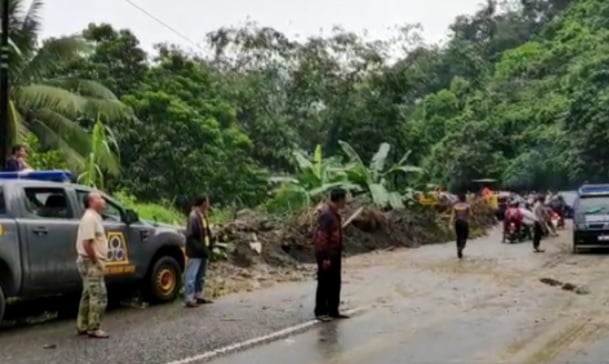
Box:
[215,199,496,268]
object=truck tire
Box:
[0,285,5,325]
[146,256,181,303]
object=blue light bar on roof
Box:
[0,170,74,183]
[578,184,609,197]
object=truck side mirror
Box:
[123,209,139,225]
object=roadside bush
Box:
[25,134,68,170]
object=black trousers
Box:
[315,255,342,317]
[533,221,543,249]
[455,219,469,250]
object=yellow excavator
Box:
[472,178,501,216]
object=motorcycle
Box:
[506,222,520,244]
[550,210,564,230]
[506,222,532,244]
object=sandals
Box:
[87,329,110,339]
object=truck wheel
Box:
[0,285,5,325]
[147,256,181,303]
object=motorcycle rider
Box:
[542,198,559,237]
[503,200,524,243]
[519,204,536,240]
[527,192,537,206]
[549,193,566,228]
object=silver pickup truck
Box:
[0,177,186,324]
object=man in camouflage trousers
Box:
[75,191,109,339]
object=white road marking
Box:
[165,306,369,364]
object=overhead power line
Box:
[122,0,205,52]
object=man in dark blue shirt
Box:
[5,144,28,171]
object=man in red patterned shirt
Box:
[313,188,348,322]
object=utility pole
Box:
[0,0,9,170]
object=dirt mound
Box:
[215,198,497,268]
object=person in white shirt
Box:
[520,206,536,236]
[532,197,546,253]
[75,191,110,339]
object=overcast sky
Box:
[39,0,484,54]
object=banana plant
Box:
[269,144,359,206]
[77,116,120,188]
[338,140,423,209]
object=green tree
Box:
[5,0,130,170]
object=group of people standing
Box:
[448,190,565,260]
[503,195,554,253]
[74,183,568,336]
[75,194,215,339]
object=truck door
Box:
[19,186,80,294]
[75,189,144,280]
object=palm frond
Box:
[21,0,43,37]
[16,82,132,119]
[28,118,87,170]
[6,0,42,60]
[15,84,85,118]
[34,108,91,152]
[15,36,88,83]
[47,78,118,100]
[83,98,134,121]
[8,100,28,142]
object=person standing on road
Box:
[520,203,543,253]
[313,188,349,322]
[76,191,110,339]
[532,196,546,253]
[449,193,471,259]
[184,196,214,307]
[541,198,558,237]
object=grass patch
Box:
[209,207,236,225]
[114,190,185,226]
[113,190,236,226]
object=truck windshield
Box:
[579,197,609,215]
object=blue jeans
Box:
[184,257,208,302]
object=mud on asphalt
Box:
[373,225,609,364]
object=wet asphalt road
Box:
[4,226,609,364]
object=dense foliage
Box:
[7,0,606,212]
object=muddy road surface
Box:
[2,226,609,364]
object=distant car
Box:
[572,184,609,253]
[558,190,577,218]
